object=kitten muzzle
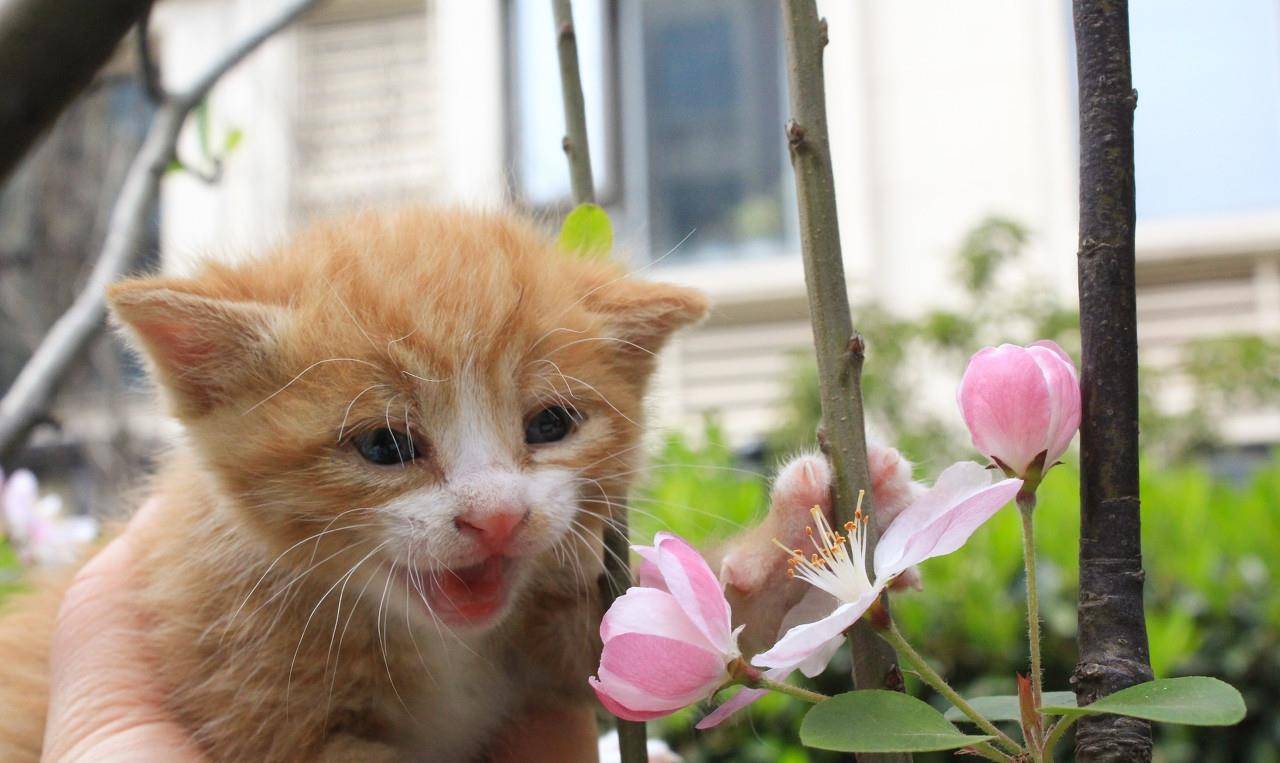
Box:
[411,556,512,626]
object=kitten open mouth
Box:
[406,557,512,626]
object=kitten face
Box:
[109,208,706,630]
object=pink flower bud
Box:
[957,340,1081,480]
[589,533,742,724]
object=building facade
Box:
[149,0,1280,450]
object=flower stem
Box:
[1018,490,1044,747]
[881,622,1024,756]
[753,675,830,704]
[1042,715,1076,756]
[969,742,1016,762]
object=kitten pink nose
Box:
[455,509,528,552]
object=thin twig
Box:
[551,0,595,205]
[779,6,910,762]
[881,623,1025,757]
[136,3,165,103]
[548,1,643,760]
[0,0,322,461]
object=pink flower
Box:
[1,469,98,567]
[957,340,1081,480]
[752,462,1021,674]
[590,533,743,724]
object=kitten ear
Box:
[584,279,709,355]
[108,277,286,416]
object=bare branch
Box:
[0,0,323,460]
[551,0,596,205]
[0,0,155,184]
[136,3,166,103]
[173,0,319,110]
[547,1,642,759]
[780,5,910,761]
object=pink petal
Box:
[696,686,768,729]
[652,533,734,653]
[601,587,710,649]
[636,558,667,591]
[596,632,727,712]
[773,590,845,677]
[797,632,847,678]
[1029,341,1080,465]
[695,665,794,729]
[873,461,993,574]
[958,345,1052,475]
[2,469,39,537]
[752,593,876,672]
[590,678,670,721]
[875,465,1022,579]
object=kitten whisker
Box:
[377,556,414,716]
[338,384,388,442]
[244,357,381,415]
[288,540,389,713]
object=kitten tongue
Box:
[424,557,507,623]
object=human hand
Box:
[42,500,205,763]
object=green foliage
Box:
[631,426,1279,761]
[765,215,1080,467]
[800,691,992,753]
[766,215,1280,467]
[0,541,21,600]
[631,420,769,546]
[557,203,614,260]
[955,217,1029,294]
[1041,677,1246,727]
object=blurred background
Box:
[1,0,1277,760]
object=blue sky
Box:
[1131,0,1280,219]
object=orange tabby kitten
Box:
[0,208,917,761]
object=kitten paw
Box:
[720,453,830,594]
[867,441,918,526]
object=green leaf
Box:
[801,691,994,753]
[946,691,1077,722]
[1040,677,1245,726]
[223,127,244,154]
[166,159,186,174]
[557,203,613,259]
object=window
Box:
[294,3,440,218]
[1130,0,1280,220]
[508,0,795,263]
[636,0,793,262]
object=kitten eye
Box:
[353,428,416,465]
[525,406,579,445]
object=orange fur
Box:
[0,208,707,761]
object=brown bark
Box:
[780,3,909,762]
[1070,1,1155,760]
[0,0,154,185]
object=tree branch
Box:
[551,0,596,205]
[780,4,910,762]
[0,0,155,184]
[548,1,642,760]
[135,3,165,103]
[0,0,323,461]
[1070,1,1154,760]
